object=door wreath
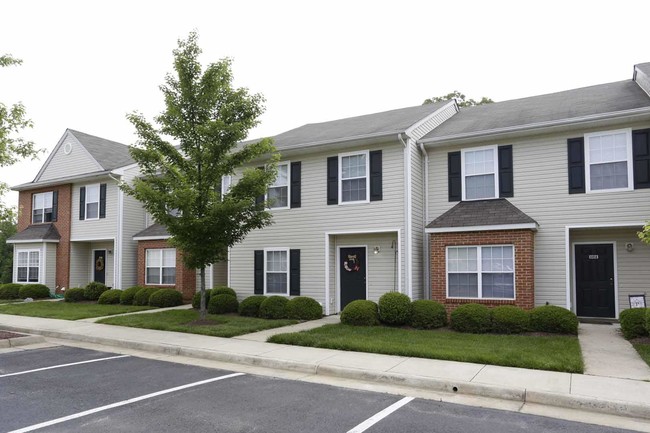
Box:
[343,254,360,272]
[95,256,105,272]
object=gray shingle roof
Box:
[133,223,170,239]
[422,80,650,140]
[426,199,537,229]
[7,224,61,242]
[68,129,134,170]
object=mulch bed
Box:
[0,331,25,340]
[630,336,650,345]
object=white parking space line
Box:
[8,372,245,433]
[0,355,130,378]
[346,396,415,433]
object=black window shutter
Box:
[79,186,86,220]
[369,150,383,201]
[99,183,107,218]
[289,249,300,296]
[498,145,514,198]
[567,138,585,194]
[448,151,462,202]
[254,250,264,294]
[290,161,301,208]
[255,166,265,206]
[51,190,58,222]
[327,156,338,205]
[633,128,650,189]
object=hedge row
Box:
[64,283,183,308]
[0,283,50,300]
[620,308,650,340]
[341,294,447,329]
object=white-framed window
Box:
[339,151,369,203]
[264,248,289,295]
[462,146,498,200]
[32,192,53,224]
[585,129,633,192]
[146,249,176,285]
[446,245,515,299]
[267,162,290,209]
[85,184,100,220]
[16,250,40,283]
[221,175,232,199]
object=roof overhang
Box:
[12,170,117,191]
[425,223,538,234]
[6,239,60,244]
[132,235,172,241]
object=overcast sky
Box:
[1,0,649,207]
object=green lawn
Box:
[97,310,298,338]
[0,301,154,320]
[633,343,650,368]
[268,324,584,373]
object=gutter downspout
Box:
[398,133,411,298]
[109,173,123,289]
[418,141,430,300]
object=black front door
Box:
[340,247,366,310]
[94,250,106,284]
[575,244,615,318]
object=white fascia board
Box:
[6,239,60,244]
[132,236,172,241]
[12,171,113,191]
[425,223,538,233]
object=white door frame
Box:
[90,248,108,285]
[571,241,619,319]
[336,245,368,314]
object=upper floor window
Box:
[32,192,53,224]
[221,175,232,199]
[462,146,498,200]
[585,129,633,192]
[16,250,40,283]
[447,245,515,299]
[340,151,369,203]
[146,248,176,285]
[85,184,100,219]
[267,163,290,209]
[79,183,106,220]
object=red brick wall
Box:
[430,229,535,314]
[17,185,72,292]
[137,239,196,301]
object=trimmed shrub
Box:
[378,292,412,326]
[620,308,649,340]
[410,300,447,329]
[340,300,379,326]
[450,303,492,333]
[84,282,109,301]
[208,293,239,314]
[120,286,143,305]
[286,297,322,321]
[149,288,183,308]
[133,287,161,306]
[530,305,579,335]
[192,290,212,309]
[0,283,21,299]
[211,286,237,298]
[97,289,122,305]
[64,287,86,303]
[238,295,266,317]
[18,284,50,299]
[258,295,289,319]
[491,305,530,334]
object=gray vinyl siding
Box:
[119,167,146,289]
[410,139,425,300]
[38,133,102,182]
[44,243,56,290]
[70,180,119,241]
[69,242,90,288]
[427,120,650,311]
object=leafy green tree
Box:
[638,223,650,245]
[423,90,494,107]
[0,217,16,283]
[121,32,278,318]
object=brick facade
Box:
[430,229,535,314]
[137,239,196,301]
[18,185,72,292]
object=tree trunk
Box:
[199,266,207,320]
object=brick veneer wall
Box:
[430,229,535,314]
[137,239,196,301]
[18,185,72,292]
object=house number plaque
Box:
[588,255,599,260]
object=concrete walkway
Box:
[579,323,650,381]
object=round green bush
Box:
[491,305,530,334]
[620,308,649,340]
[18,284,50,299]
[149,288,183,308]
[133,287,161,306]
[0,283,21,299]
[258,295,289,319]
[378,292,412,326]
[238,295,266,317]
[340,300,379,326]
[410,300,447,329]
[530,305,579,335]
[192,290,212,309]
[97,289,122,305]
[208,293,239,314]
[450,303,492,333]
[84,281,109,301]
[286,297,322,320]
[120,286,143,305]
[64,287,86,302]
[211,286,237,298]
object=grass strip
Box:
[0,302,154,320]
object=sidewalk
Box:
[1,312,650,425]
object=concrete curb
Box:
[0,334,46,348]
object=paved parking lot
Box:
[0,346,637,433]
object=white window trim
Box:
[145,248,176,286]
[338,150,370,205]
[85,184,101,221]
[263,247,290,296]
[15,249,41,284]
[461,145,499,201]
[32,191,54,224]
[221,175,232,199]
[266,162,290,210]
[584,128,634,193]
[445,244,516,300]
